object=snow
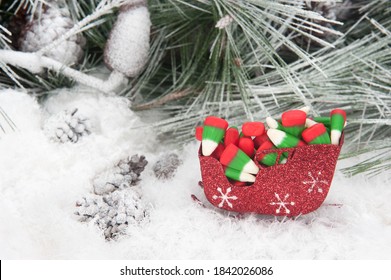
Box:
[1,88,391,259]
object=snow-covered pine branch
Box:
[0,50,125,93]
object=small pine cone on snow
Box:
[93,154,148,195]
[75,188,149,240]
[153,153,182,180]
[18,1,85,66]
[43,108,91,143]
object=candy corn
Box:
[242,122,265,137]
[253,133,269,149]
[266,117,282,130]
[257,140,286,166]
[220,144,259,175]
[281,110,307,137]
[305,118,317,128]
[313,116,331,127]
[211,142,225,160]
[195,126,203,141]
[225,166,256,183]
[230,180,247,187]
[202,116,228,156]
[330,109,346,145]
[302,123,331,144]
[267,129,306,148]
[239,137,255,158]
[224,126,240,146]
[298,106,310,114]
[198,108,345,185]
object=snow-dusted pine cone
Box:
[93,154,148,195]
[43,108,91,143]
[18,1,85,66]
[75,188,149,240]
[153,153,182,180]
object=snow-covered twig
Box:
[0,50,125,93]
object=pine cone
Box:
[18,1,85,66]
[294,0,354,47]
[93,154,148,195]
[153,153,182,180]
[5,9,28,49]
[43,108,91,143]
[308,0,354,22]
[75,188,149,240]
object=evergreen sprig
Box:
[0,0,390,176]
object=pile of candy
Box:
[196,107,346,185]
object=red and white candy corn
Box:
[202,116,228,156]
[220,144,259,175]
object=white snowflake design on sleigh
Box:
[212,187,238,208]
[269,193,295,214]
[303,171,329,193]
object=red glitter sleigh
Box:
[197,136,344,216]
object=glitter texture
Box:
[199,136,344,216]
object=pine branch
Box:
[34,0,135,57]
[0,105,17,137]
[0,50,125,92]
[129,0,344,138]
[132,88,194,110]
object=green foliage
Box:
[0,0,390,176]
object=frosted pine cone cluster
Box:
[18,1,85,66]
[153,153,182,180]
[75,188,150,240]
[43,108,91,143]
[93,155,148,195]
